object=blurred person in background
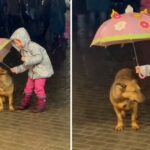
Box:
[48,0,67,53]
[6,0,24,35]
[0,0,8,37]
[20,0,50,42]
[86,0,112,23]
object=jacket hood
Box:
[10,27,31,51]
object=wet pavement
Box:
[73,13,150,150]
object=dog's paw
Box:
[131,122,140,130]
[9,106,14,112]
[115,124,124,131]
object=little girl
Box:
[10,27,54,113]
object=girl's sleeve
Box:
[24,48,43,66]
[15,64,29,73]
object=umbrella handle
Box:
[0,62,10,69]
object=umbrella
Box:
[91,5,150,78]
[91,5,150,47]
[0,38,12,68]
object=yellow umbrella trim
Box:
[0,40,11,51]
[91,34,150,46]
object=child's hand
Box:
[21,57,25,62]
[135,65,140,74]
[10,67,18,74]
[135,65,146,79]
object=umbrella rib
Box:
[0,62,10,69]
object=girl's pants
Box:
[24,77,47,98]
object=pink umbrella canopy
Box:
[0,38,12,62]
[91,6,150,47]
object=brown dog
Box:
[0,67,14,111]
[109,68,145,131]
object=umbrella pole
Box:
[132,42,139,66]
[0,62,10,69]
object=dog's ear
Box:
[115,83,126,92]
